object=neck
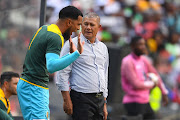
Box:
[132,52,141,57]
[88,37,96,43]
[1,87,11,99]
[56,19,67,34]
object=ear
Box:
[66,19,72,27]
[4,81,9,88]
[99,24,102,29]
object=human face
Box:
[172,33,179,44]
[63,16,82,40]
[68,16,82,37]
[133,38,147,56]
[7,77,19,95]
[82,17,101,42]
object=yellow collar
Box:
[47,24,64,47]
[0,88,5,98]
[0,88,11,113]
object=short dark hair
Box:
[0,71,19,86]
[59,6,83,20]
[130,36,143,46]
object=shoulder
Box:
[0,99,6,110]
[98,41,108,51]
[46,24,63,41]
[0,109,12,120]
[122,54,131,61]
[122,54,132,65]
[141,55,151,64]
[0,95,5,105]
[98,41,107,47]
[48,32,62,40]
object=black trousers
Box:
[124,102,156,120]
[70,90,104,120]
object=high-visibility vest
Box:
[150,86,162,112]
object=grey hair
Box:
[83,12,100,24]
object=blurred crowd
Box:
[0,0,40,74]
[0,0,41,116]
[48,0,180,104]
[1,0,180,117]
[46,0,180,107]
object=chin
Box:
[13,92,17,95]
[84,36,91,39]
[84,34,91,37]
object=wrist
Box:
[75,50,80,55]
[104,100,107,104]
[61,91,71,102]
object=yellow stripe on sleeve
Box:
[28,27,42,50]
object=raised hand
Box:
[77,32,85,54]
[162,94,169,106]
[69,36,77,53]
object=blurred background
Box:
[1,0,180,119]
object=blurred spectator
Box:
[0,71,19,120]
[147,30,165,56]
[94,0,108,16]
[165,31,180,70]
[121,36,168,119]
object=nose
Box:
[77,26,80,30]
[86,24,91,30]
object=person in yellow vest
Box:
[0,71,19,120]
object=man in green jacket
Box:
[0,71,19,120]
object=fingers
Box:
[77,32,84,54]
[69,36,72,46]
[78,32,81,43]
[64,106,73,115]
[78,32,85,46]
[103,104,108,120]
[65,108,73,115]
[163,99,168,106]
[104,112,108,120]
[69,36,77,53]
[69,37,72,47]
[63,101,73,115]
[162,95,169,106]
[82,41,85,46]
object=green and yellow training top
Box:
[21,24,64,89]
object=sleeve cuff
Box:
[56,83,70,91]
[144,81,155,87]
[103,91,108,98]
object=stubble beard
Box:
[63,28,71,40]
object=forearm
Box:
[61,91,71,102]
[145,59,168,94]
[125,69,154,89]
[46,50,80,73]
[158,81,169,95]
[122,59,154,89]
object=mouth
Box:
[85,31,92,34]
